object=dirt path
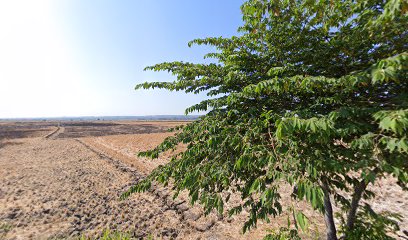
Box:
[44,126,65,140]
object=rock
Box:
[183,211,202,221]
[176,204,189,212]
[7,212,17,219]
[161,228,178,238]
[194,219,216,232]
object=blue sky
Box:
[0,0,244,118]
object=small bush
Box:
[78,229,149,240]
[263,227,301,240]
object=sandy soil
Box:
[0,121,407,239]
[0,122,280,240]
[0,135,247,239]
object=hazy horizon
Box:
[0,114,201,120]
[0,0,244,118]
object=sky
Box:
[0,0,244,118]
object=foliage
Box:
[124,0,408,239]
[78,229,145,240]
[337,204,402,240]
[263,227,302,240]
[0,222,12,239]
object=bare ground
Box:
[0,121,407,239]
[0,122,281,240]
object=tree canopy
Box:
[123,0,408,239]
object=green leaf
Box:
[295,211,309,232]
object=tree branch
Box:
[345,179,367,231]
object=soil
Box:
[0,121,407,239]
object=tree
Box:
[122,0,408,239]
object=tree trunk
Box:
[322,181,338,240]
[343,180,367,238]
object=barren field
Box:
[0,121,407,239]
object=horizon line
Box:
[0,114,202,120]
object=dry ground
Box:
[0,121,407,239]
